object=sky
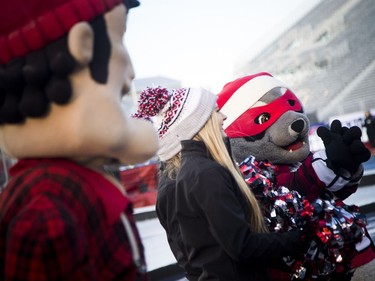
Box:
[126,0,322,93]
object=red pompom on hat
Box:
[132,86,170,121]
[0,0,139,64]
[217,72,303,138]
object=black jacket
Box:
[156,169,190,270]
[158,140,305,281]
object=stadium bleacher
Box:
[237,0,375,123]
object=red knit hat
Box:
[217,72,303,138]
[0,0,139,64]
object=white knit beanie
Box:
[133,87,217,161]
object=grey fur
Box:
[230,90,311,165]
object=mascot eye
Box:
[255,113,270,124]
[288,100,296,106]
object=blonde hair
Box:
[196,112,268,233]
[162,153,181,180]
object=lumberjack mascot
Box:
[0,0,158,280]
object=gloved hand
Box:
[317,119,371,177]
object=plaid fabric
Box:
[0,158,148,281]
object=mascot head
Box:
[217,72,310,164]
[0,0,158,165]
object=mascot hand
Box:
[317,119,371,176]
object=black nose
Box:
[291,119,305,133]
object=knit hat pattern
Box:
[133,86,217,161]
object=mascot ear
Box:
[68,22,94,66]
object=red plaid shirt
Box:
[0,158,148,281]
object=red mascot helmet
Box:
[217,72,302,138]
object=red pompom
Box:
[132,86,170,120]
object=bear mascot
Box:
[0,0,159,280]
[217,72,375,280]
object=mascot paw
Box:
[317,119,371,176]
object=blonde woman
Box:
[133,86,307,281]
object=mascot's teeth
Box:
[289,149,293,153]
[303,141,306,145]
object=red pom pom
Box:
[132,86,170,119]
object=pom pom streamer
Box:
[239,156,368,280]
